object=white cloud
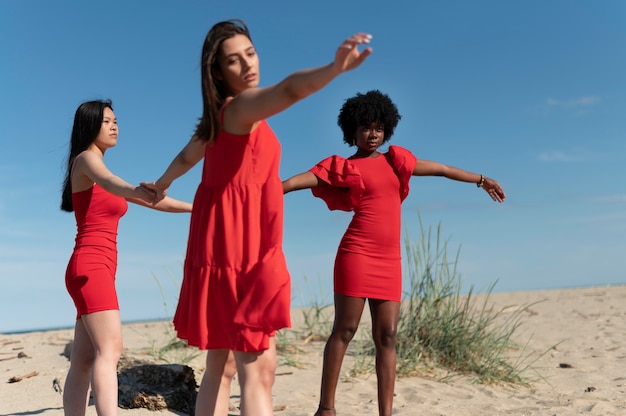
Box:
[546,96,601,108]
[537,150,582,162]
[537,146,610,163]
[595,194,626,204]
[540,96,601,117]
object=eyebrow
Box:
[224,46,255,59]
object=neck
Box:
[353,149,379,158]
[87,145,105,157]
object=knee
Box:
[95,340,123,364]
[331,324,359,344]
[68,341,96,370]
[374,327,397,350]
[259,364,276,389]
[241,358,275,391]
[223,355,237,380]
[70,350,96,371]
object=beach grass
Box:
[136,269,200,365]
[394,216,542,384]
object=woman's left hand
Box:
[481,177,506,203]
[333,32,373,73]
[140,181,167,204]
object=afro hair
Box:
[337,90,402,146]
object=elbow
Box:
[282,78,314,103]
[284,86,307,104]
[177,149,196,168]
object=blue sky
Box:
[1,0,624,333]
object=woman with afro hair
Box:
[283,89,506,416]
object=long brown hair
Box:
[195,19,252,144]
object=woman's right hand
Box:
[136,185,158,203]
[140,181,167,204]
[332,33,373,74]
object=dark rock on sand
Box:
[117,357,198,415]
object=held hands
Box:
[333,32,373,74]
[140,181,168,205]
[480,177,506,203]
[136,185,157,203]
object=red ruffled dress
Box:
[65,184,128,318]
[173,120,292,352]
[309,146,417,302]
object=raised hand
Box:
[333,32,373,73]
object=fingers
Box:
[490,188,505,202]
[483,178,506,203]
[140,181,158,192]
[137,185,157,204]
[335,32,373,72]
[339,32,373,49]
[140,181,167,205]
[352,47,373,65]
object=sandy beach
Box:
[1,285,625,416]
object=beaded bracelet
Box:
[477,174,484,188]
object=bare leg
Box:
[315,294,366,416]
[195,349,237,416]
[369,299,400,416]
[63,310,122,416]
[234,337,277,416]
[63,318,95,416]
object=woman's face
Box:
[93,107,118,151]
[215,34,259,94]
[355,122,385,152]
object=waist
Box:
[74,234,117,248]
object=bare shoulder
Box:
[71,151,103,191]
[75,150,102,165]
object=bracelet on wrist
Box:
[477,174,484,188]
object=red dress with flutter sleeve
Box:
[310,146,416,301]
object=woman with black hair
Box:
[61,100,191,416]
[283,89,506,416]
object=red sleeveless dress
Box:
[173,120,292,352]
[65,184,128,317]
[309,146,417,302]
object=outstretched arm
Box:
[283,171,322,194]
[413,159,506,202]
[226,33,373,131]
[128,196,192,212]
[76,151,155,202]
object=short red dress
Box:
[173,120,292,352]
[65,184,128,318]
[310,146,417,302]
